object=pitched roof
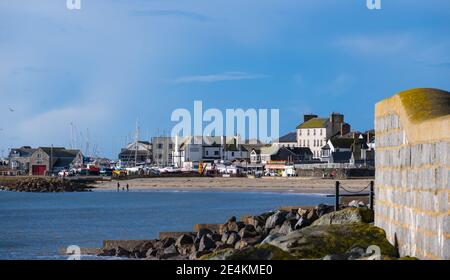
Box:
[39,147,81,158]
[9,147,36,157]
[296,118,328,129]
[330,138,354,149]
[288,147,313,155]
[276,132,297,143]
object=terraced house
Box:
[296,113,350,159]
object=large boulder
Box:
[201,244,297,260]
[115,246,131,258]
[265,211,288,229]
[262,223,397,259]
[315,204,335,217]
[278,220,296,235]
[226,232,241,246]
[238,224,258,238]
[198,235,216,252]
[176,234,194,247]
[194,228,213,244]
[311,207,374,226]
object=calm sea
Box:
[0,190,333,260]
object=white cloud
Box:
[172,71,268,84]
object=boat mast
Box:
[134,119,140,167]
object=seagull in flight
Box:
[8,107,15,112]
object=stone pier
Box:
[374,88,449,259]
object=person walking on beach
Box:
[117,182,120,192]
[126,184,129,192]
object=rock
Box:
[163,244,178,255]
[208,233,222,242]
[98,248,116,257]
[346,246,367,260]
[221,231,230,243]
[199,248,236,260]
[348,200,366,208]
[284,211,297,221]
[294,216,311,230]
[176,234,194,247]
[278,219,296,235]
[224,221,240,232]
[263,223,397,259]
[116,246,131,258]
[195,228,213,243]
[297,208,309,218]
[178,244,195,256]
[161,237,175,248]
[201,244,297,260]
[226,232,241,246]
[265,211,288,229]
[261,233,283,244]
[234,236,262,249]
[255,225,264,233]
[311,207,374,226]
[322,246,367,260]
[234,240,248,250]
[307,209,319,223]
[145,248,159,258]
[238,224,257,238]
[198,235,216,252]
[227,216,237,223]
[316,204,334,217]
[133,241,155,258]
[189,250,211,260]
[246,212,273,230]
[269,225,281,235]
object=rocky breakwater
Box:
[0,177,93,192]
[97,202,417,260]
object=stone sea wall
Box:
[374,88,450,260]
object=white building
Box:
[296,113,350,159]
[151,136,174,166]
[173,135,248,169]
[272,132,298,148]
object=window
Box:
[307,129,310,136]
[231,152,235,156]
[313,129,316,136]
[206,151,209,156]
[158,144,163,149]
[169,144,173,149]
[320,129,323,136]
[214,151,219,156]
[299,130,302,136]
[158,154,162,159]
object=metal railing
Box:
[327,181,375,211]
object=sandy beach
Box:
[94,177,373,194]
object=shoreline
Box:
[93,177,373,195]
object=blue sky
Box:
[1,0,449,158]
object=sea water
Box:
[0,190,333,259]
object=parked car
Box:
[58,170,74,177]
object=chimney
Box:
[340,123,351,136]
[304,114,318,122]
[330,113,344,135]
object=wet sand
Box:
[94,177,373,194]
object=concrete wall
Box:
[374,88,450,260]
